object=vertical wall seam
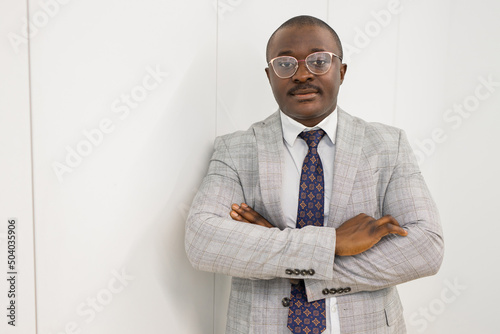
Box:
[392,9,402,127]
[26,0,39,332]
[327,0,330,23]
[214,1,219,332]
[215,0,219,141]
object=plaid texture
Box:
[185,108,444,334]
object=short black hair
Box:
[266,15,343,62]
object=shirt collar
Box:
[280,107,338,147]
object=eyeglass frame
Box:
[267,51,343,79]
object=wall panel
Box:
[0,0,37,332]
[29,0,217,333]
[395,1,500,333]
[329,0,400,124]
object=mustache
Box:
[287,84,321,95]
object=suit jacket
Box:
[185,108,444,334]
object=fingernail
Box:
[242,203,248,208]
[230,211,238,217]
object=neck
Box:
[294,110,335,128]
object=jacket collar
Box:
[254,108,365,229]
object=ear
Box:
[265,67,271,84]
[339,63,348,84]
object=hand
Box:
[230,203,274,228]
[335,213,408,256]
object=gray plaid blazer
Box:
[186,109,444,334]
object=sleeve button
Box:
[344,287,351,293]
[322,289,330,295]
[285,269,293,275]
[329,288,337,295]
[308,269,315,276]
[300,270,308,276]
[293,269,301,275]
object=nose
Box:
[292,60,314,82]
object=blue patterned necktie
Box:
[288,129,327,334]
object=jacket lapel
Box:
[254,111,288,230]
[253,109,365,229]
[327,108,366,228]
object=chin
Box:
[290,107,326,119]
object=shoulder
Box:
[364,120,402,150]
[217,127,256,147]
[339,108,403,148]
[344,110,401,139]
[215,111,280,149]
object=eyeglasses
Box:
[268,51,342,79]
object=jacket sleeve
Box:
[185,135,337,281]
[305,130,444,301]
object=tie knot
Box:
[299,129,325,148]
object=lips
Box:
[292,89,318,95]
[288,85,321,99]
[290,89,319,101]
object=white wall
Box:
[0,0,37,333]
[1,0,499,333]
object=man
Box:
[185,15,443,334]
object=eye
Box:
[312,59,327,66]
[279,61,295,69]
[306,52,333,70]
[273,56,296,70]
[309,57,329,67]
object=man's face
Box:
[266,25,347,127]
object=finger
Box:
[235,204,262,223]
[230,210,242,221]
[240,204,274,228]
[240,203,260,216]
[230,210,251,224]
[375,215,400,227]
[231,203,274,228]
[232,204,259,223]
[241,204,267,220]
[378,222,408,237]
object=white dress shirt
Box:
[280,108,341,334]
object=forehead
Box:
[268,25,337,58]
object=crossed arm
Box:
[230,203,408,256]
[186,132,444,296]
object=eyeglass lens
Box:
[271,52,333,78]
